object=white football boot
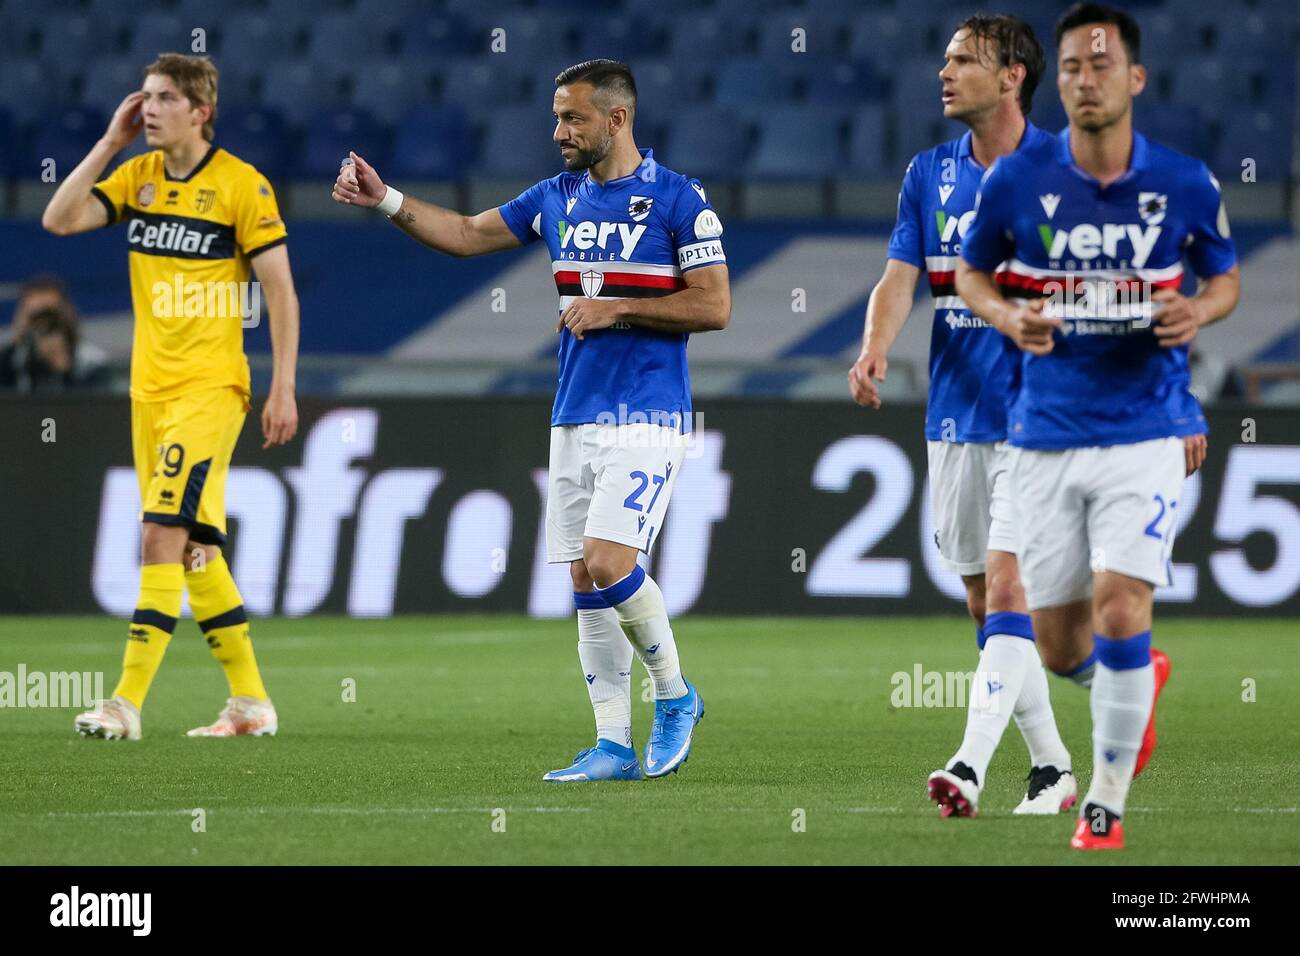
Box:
[74,695,142,741]
[187,696,278,737]
[1013,765,1077,815]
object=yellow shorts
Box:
[132,386,249,546]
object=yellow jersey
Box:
[92,145,287,402]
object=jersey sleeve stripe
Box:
[245,236,288,259]
[91,186,117,225]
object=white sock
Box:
[950,635,1036,786]
[598,565,687,700]
[1013,659,1071,771]
[1086,654,1154,817]
[575,600,633,748]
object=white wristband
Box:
[377,186,404,217]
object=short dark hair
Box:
[554,59,637,115]
[956,14,1046,115]
[19,273,70,303]
[27,305,78,353]
[1055,2,1141,65]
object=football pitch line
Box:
[26,805,1299,820]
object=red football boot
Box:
[1133,648,1171,777]
[1070,814,1125,850]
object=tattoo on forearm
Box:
[393,209,415,226]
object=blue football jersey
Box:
[962,128,1236,450]
[498,148,726,429]
[888,122,1055,444]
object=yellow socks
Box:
[185,553,267,700]
[114,563,184,709]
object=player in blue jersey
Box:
[957,3,1239,849]
[333,60,729,781]
[850,15,1079,817]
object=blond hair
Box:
[144,53,219,141]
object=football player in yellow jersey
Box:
[43,54,299,740]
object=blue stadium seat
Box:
[214,107,293,180]
[634,59,710,120]
[755,14,841,62]
[355,0,440,21]
[387,105,475,179]
[805,60,887,106]
[398,15,476,57]
[30,107,106,177]
[349,61,437,128]
[714,59,794,110]
[0,108,16,177]
[847,12,936,68]
[476,106,566,178]
[126,15,192,62]
[38,14,117,63]
[1170,58,1231,118]
[571,15,663,62]
[658,108,748,181]
[0,58,76,127]
[216,14,304,72]
[306,12,392,63]
[665,15,748,62]
[439,58,533,109]
[1215,110,1292,181]
[894,115,966,170]
[79,58,146,119]
[750,106,845,179]
[845,105,888,176]
[1215,10,1297,56]
[1135,103,1207,158]
[260,60,347,127]
[297,108,390,179]
[892,57,946,130]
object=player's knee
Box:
[1093,578,1151,638]
[569,560,595,592]
[1039,642,1085,675]
[139,522,188,565]
[582,549,636,590]
[984,574,1025,615]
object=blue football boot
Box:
[644,680,705,778]
[542,738,642,782]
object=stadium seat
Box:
[805,61,887,106]
[297,108,389,180]
[38,14,117,63]
[306,12,392,64]
[892,57,946,132]
[714,59,794,111]
[126,15,192,63]
[1170,58,1232,118]
[476,106,567,178]
[349,61,437,128]
[398,15,476,57]
[749,106,846,179]
[665,15,748,63]
[214,107,294,180]
[1216,110,1292,181]
[1136,103,1208,158]
[633,59,711,120]
[572,15,664,62]
[217,14,305,73]
[440,58,533,110]
[387,105,475,179]
[847,12,935,68]
[260,60,348,127]
[0,58,74,127]
[755,14,841,62]
[0,108,16,177]
[78,58,148,119]
[657,108,749,181]
[29,107,106,178]
[354,0,440,21]
[845,105,888,176]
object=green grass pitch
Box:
[2,615,1296,865]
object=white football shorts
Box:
[927,440,1018,576]
[1010,436,1186,609]
[546,422,689,563]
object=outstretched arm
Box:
[332,151,520,257]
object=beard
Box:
[561,131,613,171]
